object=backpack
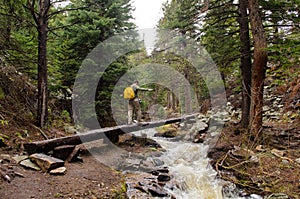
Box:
[123,87,135,100]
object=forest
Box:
[0,0,299,198]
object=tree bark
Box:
[238,0,252,128]
[184,66,192,114]
[248,0,268,138]
[36,0,50,127]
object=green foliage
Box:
[0,0,37,78]
[47,0,137,127]
[200,0,240,75]
[159,0,200,36]
[1,0,299,129]
[157,106,167,118]
[15,130,29,140]
[61,110,71,123]
[0,134,9,141]
[96,58,131,125]
[0,119,8,126]
[261,0,300,68]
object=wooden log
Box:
[29,153,64,172]
[24,114,198,154]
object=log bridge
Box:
[24,114,198,155]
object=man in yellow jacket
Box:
[128,80,153,125]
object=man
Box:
[128,80,153,124]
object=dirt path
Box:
[0,152,126,199]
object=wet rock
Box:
[134,184,149,194]
[190,120,208,134]
[150,167,169,176]
[49,166,67,175]
[139,160,155,172]
[29,153,64,172]
[157,167,169,173]
[155,124,178,138]
[157,174,171,182]
[197,113,209,123]
[148,185,169,197]
[210,110,230,122]
[152,158,164,167]
[193,133,206,143]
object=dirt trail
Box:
[0,151,126,199]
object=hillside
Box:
[0,63,299,198]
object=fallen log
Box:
[24,113,198,155]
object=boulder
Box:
[157,174,171,182]
[155,124,178,138]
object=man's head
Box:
[134,80,139,84]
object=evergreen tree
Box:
[51,0,136,89]
[200,0,240,75]
[51,0,139,126]
[261,0,300,67]
[238,0,252,128]
[0,0,37,76]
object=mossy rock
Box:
[155,124,178,138]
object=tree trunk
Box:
[24,113,199,154]
[4,1,12,43]
[184,66,192,114]
[167,91,173,110]
[37,0,50,127]
[238,0,252,128]
[248,0,268,138]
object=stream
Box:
[88,113,262,198]
[141,129,223,199]
[126,128,262,199]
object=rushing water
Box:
[87,126,261,199]
[157,139,223,198]
[130,129,262,199]
[131,129,223,199]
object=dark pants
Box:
[128,98,141,124]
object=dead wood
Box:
[23,114,198,154]
[0,168,11,183]
[29,124,48,140]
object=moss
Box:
[109,171,127,199]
